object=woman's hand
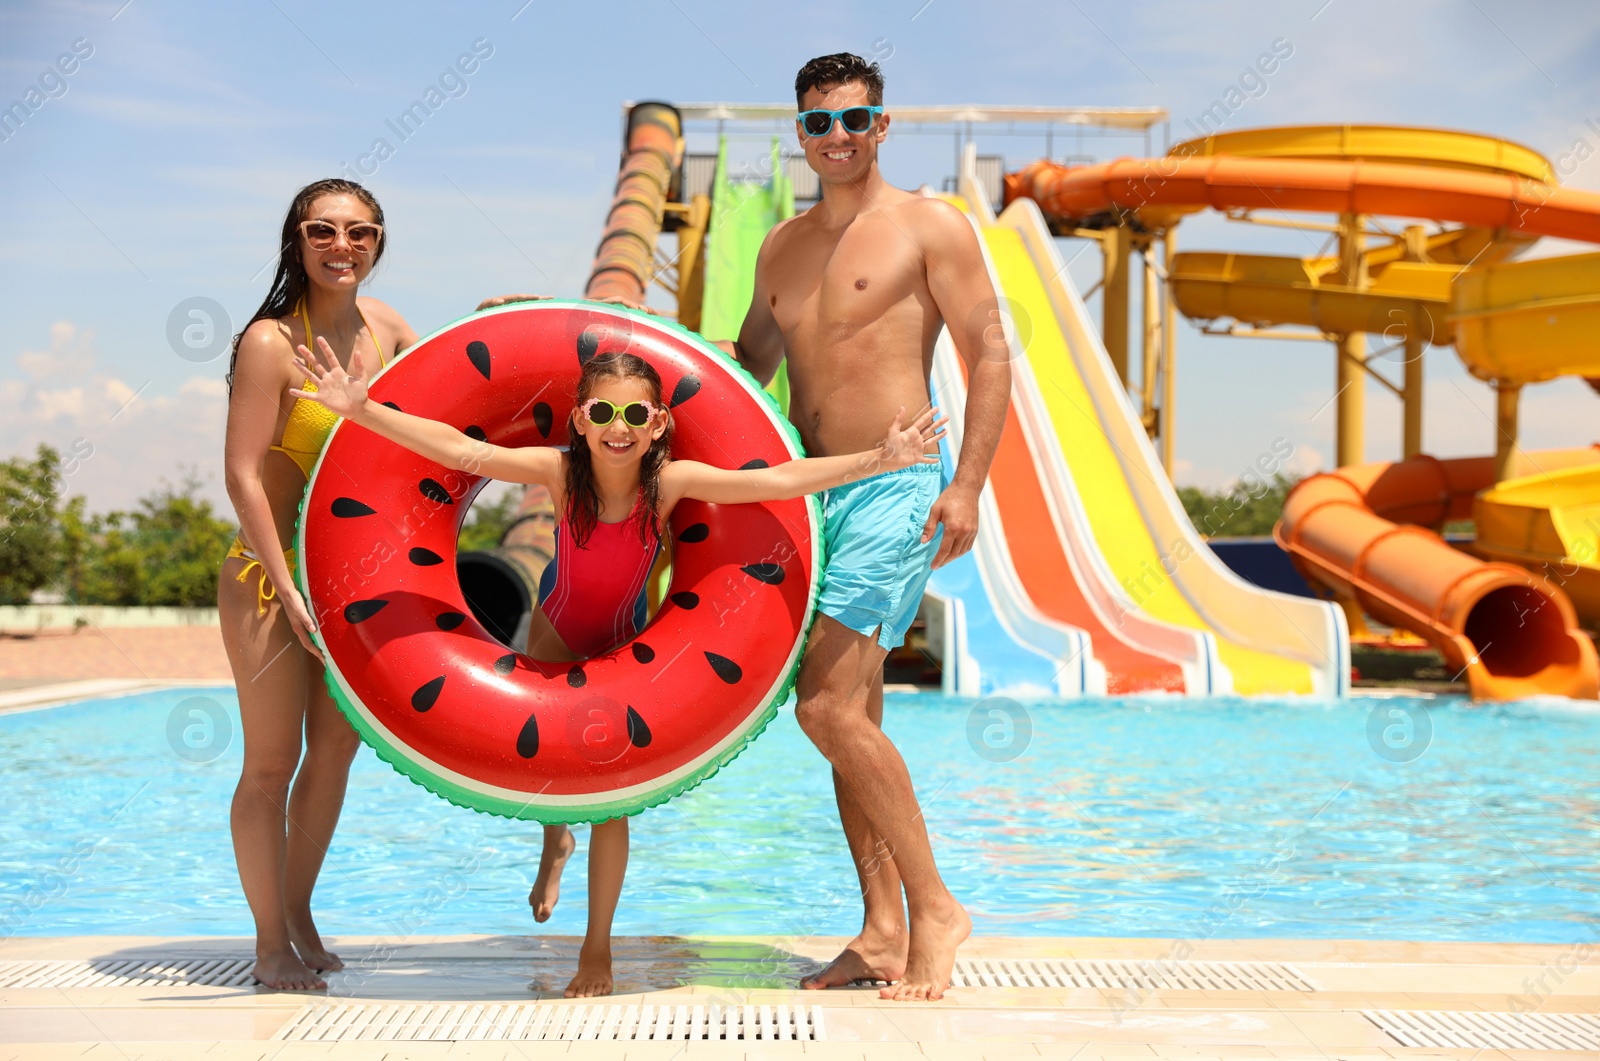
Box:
[290,336,368,419]
[875,405,948,472]
[281,586,324,661]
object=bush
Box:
[1178,472,1301,538]
[1,450,239,608]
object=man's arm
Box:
[919,199,1013,568]
[713,226,786,385]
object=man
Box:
[716,52,1010,1002]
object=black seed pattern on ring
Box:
[466,340,491,380]
[331,497,376,518]
[411,676,445,712]
[516,712,539,758]
[626,706,652,748]
[344,599,389,623]
[409,547,444,566]
[705,652,742,684]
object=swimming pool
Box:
[2,688,1595,943]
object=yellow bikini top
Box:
[269,297,388,478]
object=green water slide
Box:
[697,137,795,411]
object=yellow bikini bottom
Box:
[225,536,298,618]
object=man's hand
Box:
[922,482,980,569]
[476,293,553,311]
[475,293,661,316]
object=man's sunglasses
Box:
[580,398,660,428]
[299,219,384,252]
[796,106,884,138]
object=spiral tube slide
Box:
[585,102,684,303]
[1278,455,1600,701]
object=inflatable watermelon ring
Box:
[292,301,822,824]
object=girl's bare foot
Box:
[880,898,969,1002]
[800,924,908,989]
[563,944,614,998]
[287,916,344,972]
[530,826,577,923]
[252,950,327,991]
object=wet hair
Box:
[564,352,673,547]
[794,52,884,108]
[226,178,387,394]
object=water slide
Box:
[1005,125,1600,699]
[697,137,795,412]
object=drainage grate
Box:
[274,1002,825,1042]
[1366,1010,1600,1051]
[0,958,257,989]
[942,958,1314,991]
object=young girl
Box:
[290,342,944,997]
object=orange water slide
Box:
[1277,452,1600,700]
[1002,155,1600,242]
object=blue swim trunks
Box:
[817,462,948,651]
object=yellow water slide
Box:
[959,165,1348,696]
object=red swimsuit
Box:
[538,504,662,658]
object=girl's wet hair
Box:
[564,352,672,547]
[226,178,387,394]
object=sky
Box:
[1,0,1598,514]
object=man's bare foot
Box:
[563,944,613,998]
[252,950,327,991]
[529,827,576,923]
[880,899,969,1002]
[287,917,344,972]
[801,925,908,989]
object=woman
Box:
[219,179,417,990]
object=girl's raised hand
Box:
[289,336,368,418]
[876,404,948,472]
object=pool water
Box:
[2,689,1596,943]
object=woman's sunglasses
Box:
[581,398,660,428]
[797,105,883,138]
[299,219,384,252]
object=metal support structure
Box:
[1494,382,1521,483]
[1139,238,1160,438]
[1102,224,1132,386]
[1334,212,1368,468]
[1400,224,1428,459]
[668,194,711,331]
[1160,230,1176,477]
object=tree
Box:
[458,484,524,553]
[1179,472,1301,538]
[0,444,67,604]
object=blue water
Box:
[1,689,1596,943]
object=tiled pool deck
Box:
[2,933,1595,1059]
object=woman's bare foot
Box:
[563,944,614,998]
[880,898,969,1002]
[801,924,908,989]
[529,826,576,923]
[252,949,327,991]
[287,916,344,972]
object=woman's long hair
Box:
[564,353,673,547]
[226,178,387,394]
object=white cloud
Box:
[1,322,231,515]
